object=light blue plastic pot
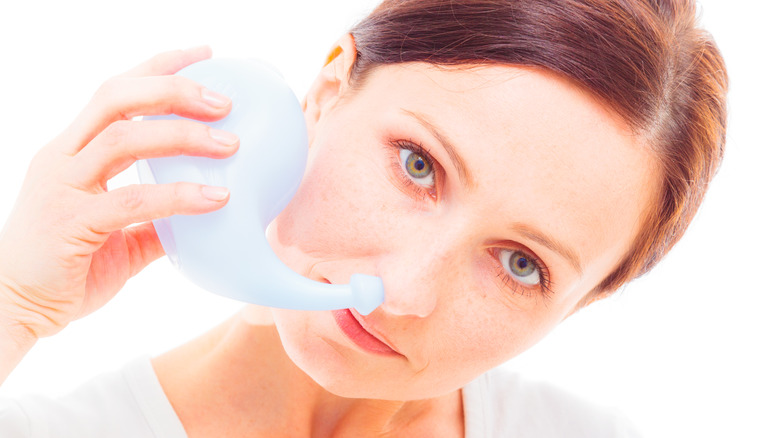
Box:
[136,58,384,315]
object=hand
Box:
[0,46,239,340]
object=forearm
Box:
[0,286,38,385]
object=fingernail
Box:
[201,88,231,108]
[201,186,229,201]
[209,128,239,146]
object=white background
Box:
[0,1,777,437]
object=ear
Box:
[301,34,358,146]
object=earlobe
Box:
[301,34,358,147]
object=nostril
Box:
[378,279,438,319]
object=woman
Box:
[0,0,727,436]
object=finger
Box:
[68,119,239,187]
[121,45,212,78]
[77,222,165,319]
[60,74,231,155]
[89,183,230,234]
[124,222,166,277]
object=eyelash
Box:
[387,139,439,200]
[491,248,553,301]
[386,137,554,301]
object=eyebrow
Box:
[400,109,475,189]
[512,224,583,276]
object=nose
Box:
[377,235,461,318]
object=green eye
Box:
[400,148,434,187]
[499,249,541,285]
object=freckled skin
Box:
[265,62,658,401]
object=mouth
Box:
[332,309,402,357]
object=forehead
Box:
[348,63,659,289]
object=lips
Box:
[332,309,400,356]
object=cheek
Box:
[449,305,541,364]
[442,273,572,369]
[401,298,556,395]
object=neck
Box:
[153,307,463,437]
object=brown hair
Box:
[349,0,728,299]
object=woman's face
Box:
[266,62,658,400]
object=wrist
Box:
[0,281,39,384]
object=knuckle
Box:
[171,182,190,202]
[171,182,199,211]
[28,147,52,174]
[172,120,206,153]
[152,49,185,69]
[168,75,196,96]
[190,121,211,143]
[100,120,133,147]
[93,76,124,102]
[153,76,194,116]
[116,187,147,213]
[92,76,135,120]
[142,52,172,74]
[28,146,69,182]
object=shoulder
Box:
[0,357,186,438]
[462,366,642,438]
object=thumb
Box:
[125,222,166,278]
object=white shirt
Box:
[0,357,641,437]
